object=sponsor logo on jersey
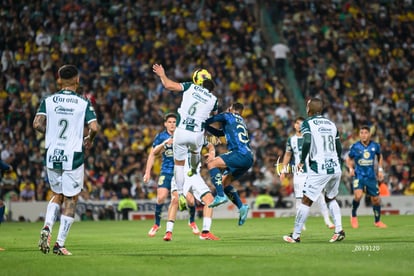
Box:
[55,105,75,115]
[53,95,79,104]
[49,149,68,162]
[358,159,374,166]
[164,148,173,157]
[318,127,332,133]
[313,119,332,125]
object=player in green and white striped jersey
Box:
[283,98,345,243]
[280,117,334,230]
[34,65,99,255]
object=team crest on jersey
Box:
[363,151,370,159]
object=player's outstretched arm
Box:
[152,64,182,91]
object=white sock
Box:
[293,204,310,239]
[189,153,200,171]
[166,220,175,233]
[44,202,60,232]
[316,195,332,225]
[328,200,342,233]
[56,215,74,247]
[203,217,212,232]
[295,198,302,212]
[174,165,184,194]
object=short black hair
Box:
[58,65,79,79]
[164,113,177,121]
[360,125,370,131]
[232,102,244,113]
[202,79,215,91]
[296,116,305,122]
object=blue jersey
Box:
[152,130,174,175]
[205,112,252,154]
[348,140,381,180]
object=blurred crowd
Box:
[0,0,413,208]
[268,0,414,196]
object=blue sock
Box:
[188,204,196,223]
[155,203,163,226]
[373,205,381,223]
[209,168,224,197]
[0,205,5,224]
[224,185,243,209]
[351,199,360,217]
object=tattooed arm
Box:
[33,114,46,134]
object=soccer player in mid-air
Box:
[204,102,253,226]
[346,125,387,228]
[279,116,335,230]
[144,113,200,237]
[283,98,345,243]
[34,64,99,255]
[152,64,218,210]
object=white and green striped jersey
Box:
[300,115,341,174]
[285,134,307,173]
[36,90,97,170]
[176,82,218,132]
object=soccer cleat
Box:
[188,222,200,235]
[238,204,250,226]
[327,223,335,229]
[350,216,359,228]
[53,242,72,255]
[329,230,345,243]
[163,231,172,241]
[148,224,160,237]
[208,195,228,208]
[178,194,187,211]
[283,233,301,243]
[199,231,220,240]
[187,168,197,177]
[374,221,387,228]
[38,226,51,254]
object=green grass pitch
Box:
[1,215,413,276]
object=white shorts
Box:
[293,173,306,199]
[47,164,85,197]
[173,128,204,161]
[171,166,211,204]
[303,171,341,202]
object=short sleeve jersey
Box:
[300,115,341,174]
[176,82,218,131]
[286,135,307,172]
[205,112,252,154]
[36,90,97,170]
[152,130,174,175]
[348,140,380,180]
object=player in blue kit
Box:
[204,102,254,225]
[144,113,199,237]
[346,126,387,228]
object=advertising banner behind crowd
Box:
[6,196,414,222]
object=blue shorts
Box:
[157,173,173,190]
[220,151,254,180]
[352,178,379,196]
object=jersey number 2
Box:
[58,119,68,139]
